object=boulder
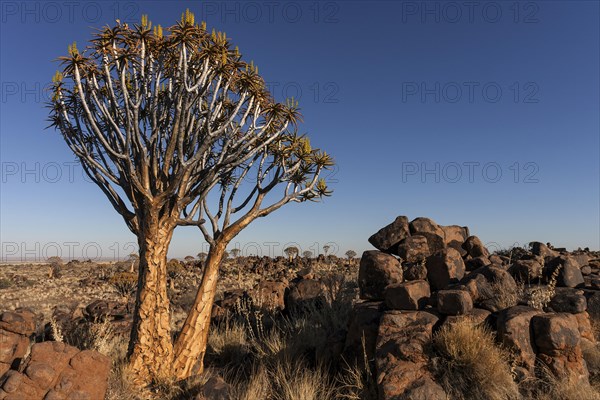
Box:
[462,273,494,303]
[532,313,581,354]
[403,261,427,281]
[464,256,490,271]
[358,251,403,300]
[396,236,430,263]
[496,306,541,372]
[488,254,505,266]
[531,313,589,385]
[545,256,585,288]
[510,259,543,282]
[530,242,559,258]
[0,309,36,336]
[212,289,251,321]
[437,290,473,316]
[426,248,465,291]
[375,311,445,400]
[0,330,29,376]
[0,341,110,399]
[84,300,128,322]
[385,280,431,311]
[343,302,384,365]
[409,217,446,254]
[0,309,36,376]
[574,311,595,343]
[441,225,469,250]
[253,281,287,311]
[462,266,518,312]
[368,216,410,253]
[285,279,325,311]
[572,254,590,269]
[549,288,587,314]
[462,236,490,258]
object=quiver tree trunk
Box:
[172,239,228,379]
[128,212,176,385]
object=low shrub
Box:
[431,319,520,400]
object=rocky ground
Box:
[1,215,600,399]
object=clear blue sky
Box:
[1,1,599,261]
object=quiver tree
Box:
[284,246,299,262]
[48,10,333,385]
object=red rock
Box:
[532,313,589,385]
[530,242,559,260]
[396,236,430,263]
[437,290,473,316]
[0,310,36,336]
[285,279,325,311]
[0,342,110,399]
[496,306,541,372]
[375,311,445,400]
[545,256,585,288]
[368,216,410,253]
[385,280,430,310]
[440,225,469,250]
[426,248,465,291]
[462,266,518,312]
[510,259,543,281]
[574,311,595,343]
[253,281,287,311]
[358,251,403,300]
[409,217,446,254]
[403,261,427,281]
[532,313,580,355]
[549,288,587,314]
[343,301,384,364]
[462,236,490,258]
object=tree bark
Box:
[171,239,227,379]
[128,211,176,385]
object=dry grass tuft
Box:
[336,338,377,400]
[431,318,520,400]
[531,363,600,400]
[271,358,338,400]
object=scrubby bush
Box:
[431,319,519,400]
[0,278,12,289]
[109,272,137,299]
